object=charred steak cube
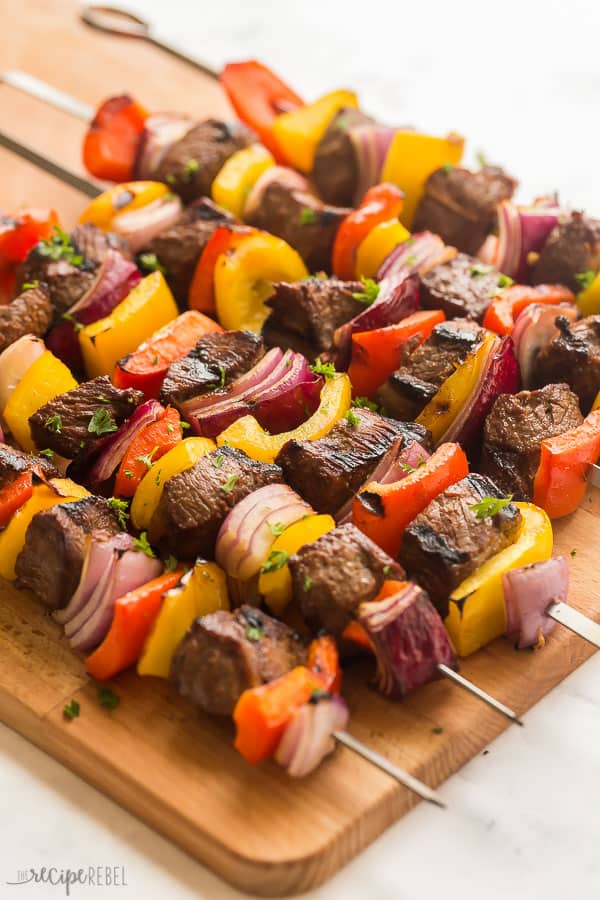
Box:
[70,223,132,264]
[399,473,522,616]
[533,314,600,413]
[276,410,430,515]
[29,376,143,459]
[412,165,517,256]
[312,107,378,207]
[420,253,508,321]
[171,606,306,716]
[480,384,583,499]
[0,443,59,490]
[289,523,404,635]
[15,496,121,610]
[157,447,283,560]
[0,284,53,353]
[531,212,600,292]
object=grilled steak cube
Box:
[70,223,131,264]
[481,384,583,499]
[531,212,600,292]
[157,447,283,559]
[377,319,484,420]
[154,119,252,205]
[289,523,404,635]
[420,253,506,321]
[276,410,430,515]
[160,331,264,407]
[399,473,522,615]
[246,180,350,273]
[312,107,378,206]
[262,277,364,358]
[15,496,120,610]
[171,606,306,716]
[0,443,59,490]
[534,315,600,413]
[0,284,53,353]
[413,166,517,255]
[29,376,143,459]
[143,198,236,303]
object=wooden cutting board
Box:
[1,1,599,894]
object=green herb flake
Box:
[124,469,134,479]
[432,726,444,735]
[132,531,156,558]
[108,497,130,530]
[382,565,391,575]
[221,474,238,493]
[211,453,225,469]
[181,421,191,431]
[268,521,287,537]
[575,270,596,291]
[21,279,40,290]
[184,158,199,180]
[96,394,110,403]
[164,554,178,572]
[154,473,161,486]
[166,423,174,433]
[470,264,493,278]
[37,225,83,267]
[344,409,360,427]
[299,207,317,226]
[261,549,289,574]
[138,252,166,275]
[497,274,514,289]
[45,414,62,434]
[352,396,379,412]
[400,454,427,474]
[217,366,226,389]
[63,699,80,720]
[351,276,380,306]
[39,448,54,459]
[309,358,336,379]
[97,685,120,710]
[152,354,159,366]
[303,574,313,592]
[441,163,455,174]
[470,494,513,519]
[136,447,159,470]
[245,624,264,642]
[61,311,84,332]
[476,150,488,168]
[165,173,177,186]
[570,548,577,557]
[88,408,118,436]
[405,255,417,267]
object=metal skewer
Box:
[0,130,102,198]
[2,70,93,122]
[437,664,523,725]
[546,602,600,649]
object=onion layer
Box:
[274,695,349,778]
[0,334,45,413]
[84,399,164,490]
[134,112,193,180]
[244,166,309,220]
[503,556,568,649]
[478,200,561,281]
[377,231,455,281]
[53,532,133,625]
[349,126,396,205]
[512,303,578,389]
[112,195,183,252]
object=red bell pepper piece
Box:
[307,634,342,694]
[533,409,600,518]
[332,183,405,280]
[113,310,223,399]
[0,470,34,528]
[82,95,148,182]
[482,284,575,336]
[348,309,446,398]
[352,442,469,557]
[0,209,59,302]
[188,224,254,315]
[220,60,303,161]
[113,406,182,497]
[85,569,182,681]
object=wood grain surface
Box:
[1,2,599,895]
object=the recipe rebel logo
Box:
[6,866,128,895]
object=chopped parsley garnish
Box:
[310,358,336,379]
[470,264,493,278]
[164,554,178,572]
[405,255,417,267]
[441,163,455,174]
[344,409,360,427]
[299,207,317,226]
[21,279,40,290]
[38,226,83,266]
[154,473,161,486]
[165,173,177,186]
[39,448,54,459]
[151,354,159,366]
[97,685,120,709]
[268,521,287,537]
[470,494,513,519]
[136,446,159,469]
[575,270,596,291]
[63,699,80,720]
[400,455,427,473]
[184,158,199,180]
[382,565,391,575]
[96,394,110,403]
[476,150,488,168]
[570,548,577,557]
[88,408,118,436]
[62,311,84,332]
[260,549,290,574]
[166,422,175,433]
[138,252,166,275]
[211,453,224,468]
[352,396,379,412]
[181,421,191,430]
[132,531,156,558]
[497,274,514,289]
[303,574,313,592]
[108,497,130,530]
[309,689,332,704]
[124,469,134,479]
[432,726,444,734]
[45,414,62,434]
[245,624,264,642]
[351,276,380,306]
[221,474,238,493]
[217,366,226,389]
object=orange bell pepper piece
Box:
[188,224,254,315]
[0,470,34,528]
[113,406,181,497]
[85,569,182,681]
[348,309,446,398]
[307,634,342,694]
[482,284,575,335]
[83,95,148,183]
[352,442,469,557]
[342,620,374,653]
[233,666,326,765]
[533,409,600,518]
[332,183,404,280]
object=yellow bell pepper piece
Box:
[138,559,229,678]
[78,181,169,231]
[592,389,600,412]
[217,373,352,463]
[131,436,215,534]
[272,89,359,173]
[0,478,90,581]
[259,514,335,615]
[354,219,411,279]
[445,503,553,657]
[214,231,308,332]
[381,130,465,228]
[576,271,600,316]
[416,334,496,446]
[2,350,78,451]
[79,272,178,378]
[212,144,275,218]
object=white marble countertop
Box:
[3,1,600,897]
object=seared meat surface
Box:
[0,443,59,490]
[420,253,506,321]
[171,606,306,716]
[0,284,53,352]
[289,523,404,635]
[533,314,600,413]
[531,212,600,292]
[312,107,378,206]
[481,384,583,499]
[399,473,522,615]
[70,223,131,264]
[29,376,142,459]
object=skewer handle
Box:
[437,664,523,726]
[1,70,93,122]
[547,601,600,649]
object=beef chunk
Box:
[399,473,522,615]
[377,319,484,420]
[160,331,264,408]
[276,410,427,515]
[534,314,600,412]
[171,606,306,716]
[155,119,251,204]
[262,277,364,357]
[29,376,143,459]
[531,212,600,292]
[70,223,132,264]
[481,384,583,499]
[0,284,53,353]
[0,443,59,491]
[157,447,283,559]
[312,107,378,206]
[15,496,120,610]
[246,181,350,272]
[413,166,517,255]
[143,198,236,303]
[289,523,404,634]
[420,253,506,321]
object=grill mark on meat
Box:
[531,211,600,292]
[312,108,378,206]
[0,444,59,491]
[420,253,504,321]
[534,314,600,413]
[0,285,53,353]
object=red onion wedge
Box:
[503,556,568,649]
[244,166,309,220]
[478,200,561,282]
[54,532,133,625]
[274,695,349,778]
[180,347,284,417]
[377,231,455,281]
[134,112,193,180]
[349,126,396,205]
[358,582,457,698]
[216,483,313,581]
[112,195,183,252]
[84,399,164,490]
[0,334,45,412]
[512,303,578,389]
